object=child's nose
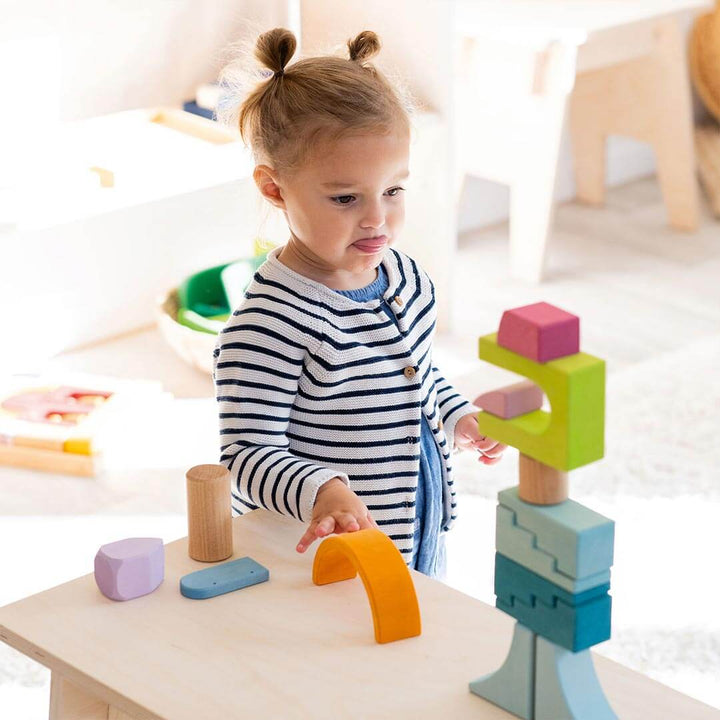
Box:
[360,201,385,229]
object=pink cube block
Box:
[497,302,580,362]
[473,380,544,419]
[94,537,164,601]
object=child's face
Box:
[258,130,410,277]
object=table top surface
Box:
[1,509,719,720]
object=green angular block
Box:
[477,333,605,471]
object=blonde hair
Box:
[217,27,417,176]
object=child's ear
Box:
[253,165,286,210]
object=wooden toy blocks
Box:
[312,528,421,644]
[186,464,233,562]
[473,380,544,420]
[477,333,605,471]
[180,557,269,599]
[498,302,580,363]
[94,538,164,601]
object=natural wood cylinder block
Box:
[518,454,568,505]
[186,464,233,562]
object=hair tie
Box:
[274,69,284,78]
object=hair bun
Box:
[255,27,297,74]
[347,30,381,64]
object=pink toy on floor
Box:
[94,537,164,601]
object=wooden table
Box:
[1,510,718,719]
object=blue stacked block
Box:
[495,553,611,652]
[493,487,614,653]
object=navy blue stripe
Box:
[253,273,380,317]
[354,485,416,496]
[291,400,421,415]
[215,360,299,382]
[286,431,418,449]
[291,449,419,465]
[243,292,396,335]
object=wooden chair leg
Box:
[650,18,699,231]
[569,97,606,207]
[508,98,568,282]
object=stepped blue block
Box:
[497,505,611,593]
[495,553,611,652]
[469,622,535,719]
[535,636,618,719]
[498,487,614,579]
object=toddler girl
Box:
[213,27,505,578]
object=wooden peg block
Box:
[518,454,568,505]
[474,380,544,419]
[186,464,233,562]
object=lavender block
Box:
[94,537,164,601]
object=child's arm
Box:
[432,365,506,462]
[213,312,351,530]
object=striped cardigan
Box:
[213,245,478,560]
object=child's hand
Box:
[296,477,378,553]
[454,412,507,465]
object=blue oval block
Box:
[180,557,269,599]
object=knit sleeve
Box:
[432,366,481,450]
[213,299,350,523]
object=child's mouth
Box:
[352,236,387,253]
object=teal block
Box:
[535,636,618,719]
[496,505,611,594]
[180,557,269,599]
[498,487,614,579]
[469,622,535,719]
[495,553,611,652]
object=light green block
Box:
[496,505,611,594]
[478,333,605,471]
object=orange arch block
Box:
[312,529,422,644]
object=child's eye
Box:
[330,187,405,206]
[331,194,356,205]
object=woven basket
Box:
[690,1,720,123]
[155,288,217,375]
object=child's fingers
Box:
[478,442,507,459]
[296,523,320,553]
[478,454,503,465]
[296,516,335,553]
[357,512,377,530]
[475,436,500,453]
[332,513,361,534]
[315,516,337,538]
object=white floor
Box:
[1,176,720,716]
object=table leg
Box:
[49,672,137,720]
